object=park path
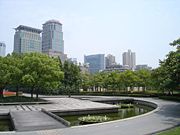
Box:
[1,96,180,135]
[10,111,66,131]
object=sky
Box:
[0,0,180,68]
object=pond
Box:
[60,104,154,126]
[0,119,13,131]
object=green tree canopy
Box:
[22,53,64,98]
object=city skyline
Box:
[1,0,180,68]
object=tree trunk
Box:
[16,85,19,97]
[168,90,171,95]
[171,89,174,95]
[0,88,3,98]
[36,87,39,100]
[138,87,140,92]
[68,86,71,98]
[31,86,34,98]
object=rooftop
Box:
[44,19,62,25]
[15,25,42,33]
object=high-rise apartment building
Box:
[105,54,116,68]
[42,20,67,61]
[84,54,105,73]
[0,42,6,57]
[13,25,42,53]
[122,49,136,69]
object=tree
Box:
[152,38,180,94]
[80,73,91,91]
[0,57,11,97]
[22,53,63,99]
[62,61,81,97]
[106,72,118,91]
[122,70,138,91]
[135,69,151,91]
[116,72,126,91]
[7,53,23,97]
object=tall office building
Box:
[0,42,6,57]
[105,54,116,68]
[122,49,136,69]
[13,25,42,53]
[42,20,66,61]
[84,54,105,73]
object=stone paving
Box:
[0,96,180,135]
[33,98,117,112]
[0,97,117,113]
[0,105,40,112]
[10,111,66,131]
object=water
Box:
[60,104,154,126]
[0,119,12,131]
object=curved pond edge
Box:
[0,98,159,133]
[70,98,159,128]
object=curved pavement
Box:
[1,96,180,135]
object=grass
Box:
[157,126,180,135]
[0,96,44,103]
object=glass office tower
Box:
[42,20,64,54]
[14,25,42,53]
[84,54,105,73]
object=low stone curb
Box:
[41,108,70,127]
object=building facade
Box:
[42,20,67,62]
[0,42,6,57]
[84,54,105,73]
[135,64,152,70]
[105,54,116,68]
[42,20,64,54]
[122,49,136,69]
[103,64,130,72]
[14,25,42,53]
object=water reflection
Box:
[60,104,153,126]
[0,119,12,131]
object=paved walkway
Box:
[0,97,117,112]
[33,97,118,112]
[1,96,180,135]
[10,111,66,131]
[0,105,40,112]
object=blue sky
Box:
[0,0,180,68]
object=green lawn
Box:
[157,126,180,135]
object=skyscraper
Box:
[105,54,116,68]
[122,49,136,69]
[0,42,6,57]
[84,54,105,73]
[13,25,42,53]
[42,20,66,61]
